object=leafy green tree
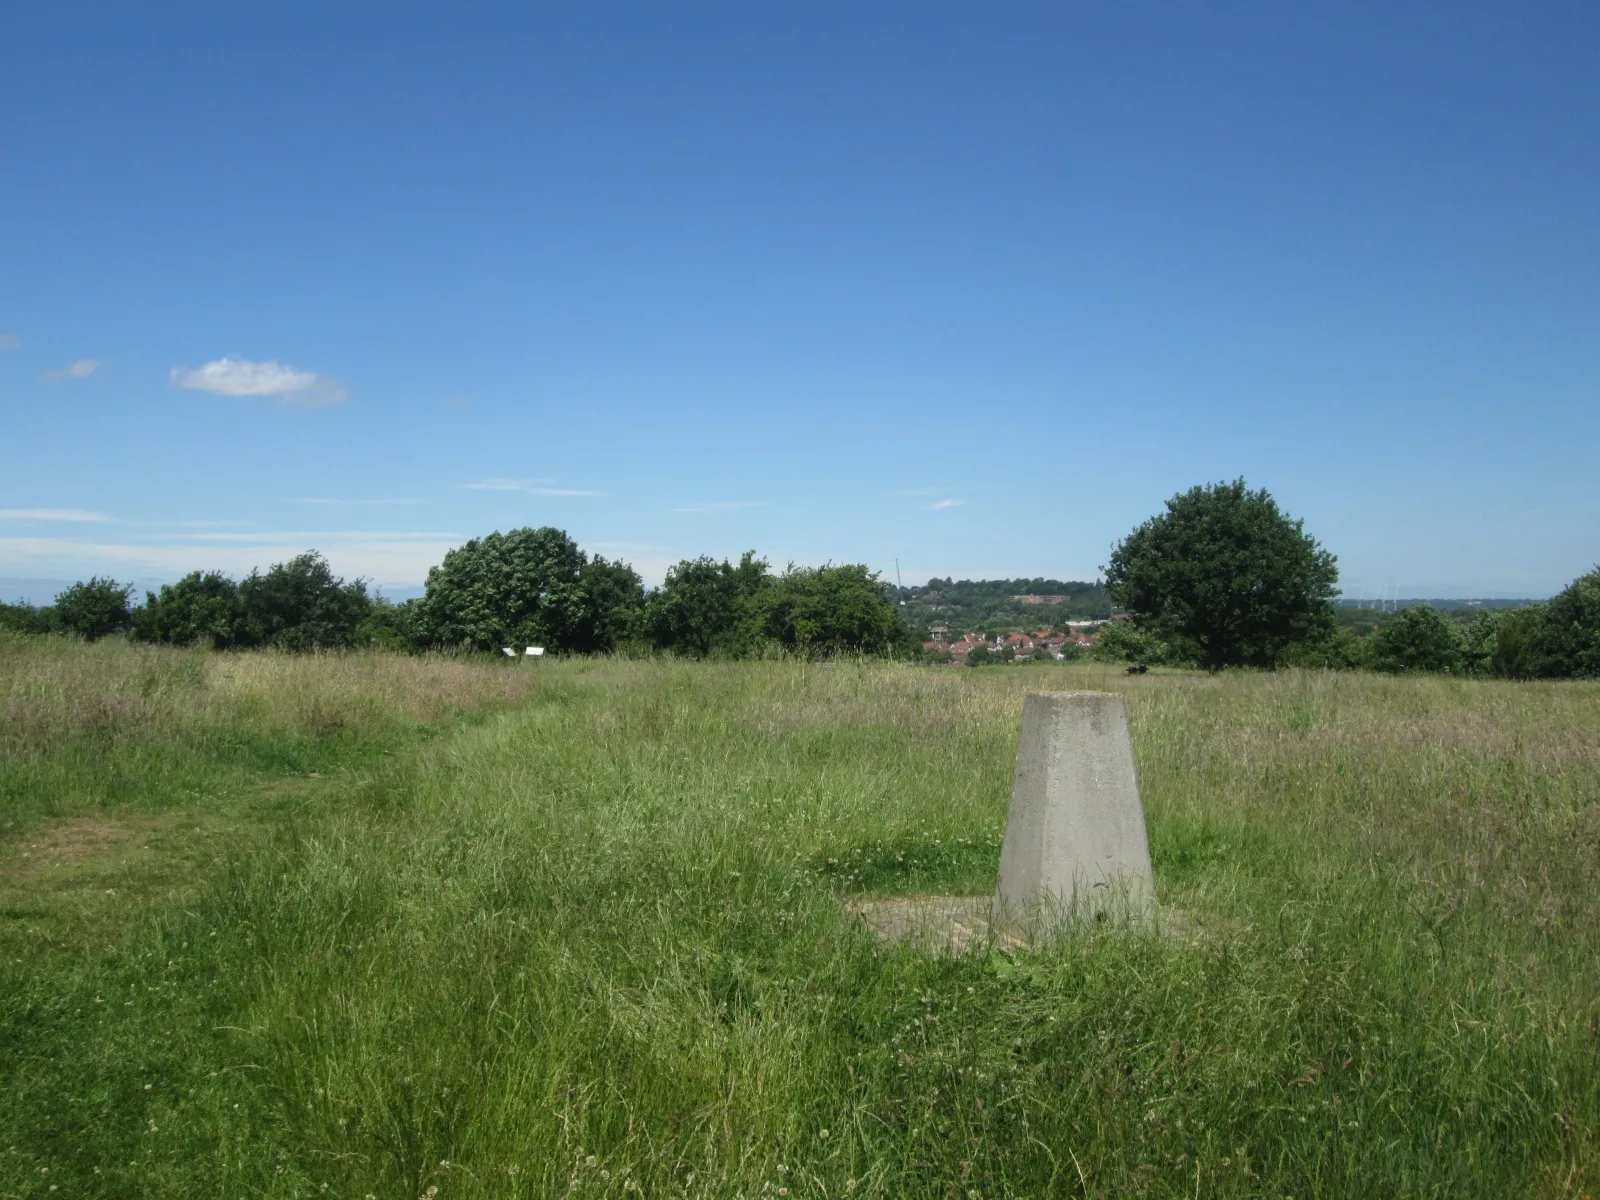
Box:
[1280,625,1363,670]
[0,600,58,635]
[571,555,646,654]
[1086,619,1191,667]
[239,552,371,651]
[354,596,421,651]
[645,551,770,657]
[415,527,642,654]
[1535,568,1600,678]
[132,571,244,648]
[1491,606,1548,678]
[54,577,134,640]
[1105,480,1338,672]
[744,563,907,658]
[1459,611,1503,676]
[1365,605,1463,673]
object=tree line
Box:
[0,526,915,659]
[4,484,1595,678]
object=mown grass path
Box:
[2,645,1597,1197]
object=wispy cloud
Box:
[930,498,965,510]
[288,497,426,506]
[673,500,767,513]
[460,478,552,490]
[45,359,98,381]
[0,534,459,588]
[0,333,20,352]
[148,530,462,544]
[459,478,604,497]
[447,394,470,408]
[171,357,348,408]
[0,507,112,522]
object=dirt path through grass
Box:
[0,776,338,959]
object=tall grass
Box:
[2,652,1597,1197]
[0,634,539,834]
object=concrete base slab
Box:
[845,894,1192,955]
[845,895,1025,955]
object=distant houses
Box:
[923,624,1099,662]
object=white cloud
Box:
[0,333,20,351]
[931,498,965,510]
[45,359,98,381]
[171,357,347,408]
[673,500,767,513]
[459,478,604,497]
[0,508,111,522]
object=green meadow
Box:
[2,637,1597,1198]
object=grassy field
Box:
[2,639,1597,1198]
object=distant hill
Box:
[900,577,1111,635]
[1334,597,1544,635]
[1333,598,1541,612]
[900,585,1542,639]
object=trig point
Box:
[995,691,1155,924]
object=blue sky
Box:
[2,2,1595,601]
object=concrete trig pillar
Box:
[995,691,1155,924]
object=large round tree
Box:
[1104,480,1338,672]
[415,526,642,653]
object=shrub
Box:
[354,597,421,650]
[1365,605,1463,673]
[0,600,58,635]
[1536,568,1600,678]
[239,553,372,651]
[645,552,770,657]
[132,571,245,648]
[54,577,134,640]
[1459,611,1502,676]
[1087,619,1194,667]
[1280,624,1363,670]
[742,563,908,658]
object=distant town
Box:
[902,578,1547,666]
[921,618,1120,663]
